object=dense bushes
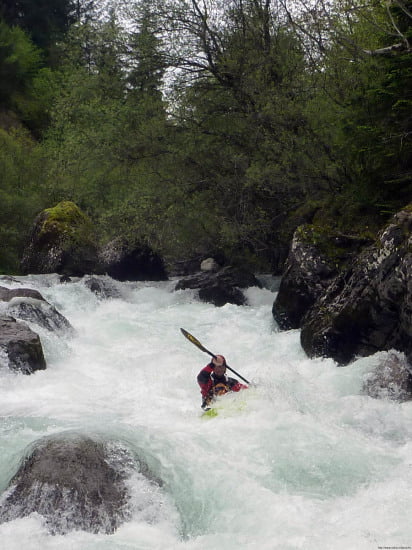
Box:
[0,1,410,274]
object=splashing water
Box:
[0,274,412,550]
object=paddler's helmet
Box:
[213,355,226,367]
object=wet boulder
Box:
[0,316,46,374]
[21,201,100,277]
[0,286,45,302]
[99,239,168,282]
[272,225,372,330]
[0,434,133,535]
[301,207,412,365]
[362,352,412,402]
[84,275,122,299]
[6,297,74,334]
[175,266,261,306]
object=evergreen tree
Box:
[0,0,76,61]
[0,127,46,273]
[312,0,412,218]
[0,19,42,107]
[0,19,56,134]
[157,0,321,267]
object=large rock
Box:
[301,207,412,365]
[99,239,168,282]
[0,434,133,534]
[0,286,73,333]
[0,286,45,302]
[83,275,122,299]
[272,225,372,329]
[6,297,74,334]
[21,201,100,277]
[0,316,46,374]
[175,266,261,306]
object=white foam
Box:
[0,275,411,549]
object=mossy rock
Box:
[296,224,373,271]
[21,201,100,276]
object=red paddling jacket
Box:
[197,362,247,407]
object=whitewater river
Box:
[0,274,412,550]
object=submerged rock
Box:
[0,434,135,535]
[83,276,122,299]
[362,352,412,402]
[0,276,20,284]
[21,201,100,277]
[0,316,46,374]
[175,266,261,306]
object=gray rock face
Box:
[0,434,133,535]
[272,227,338,329]
[272,226,371,329]
[300,208,412,365]
[175,266,261,306]
[0,317,46,374]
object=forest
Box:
[0,0,411,274]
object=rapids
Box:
[0,274,412,550]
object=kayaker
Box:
[197,354,248,410]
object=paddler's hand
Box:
[201,399,211,410]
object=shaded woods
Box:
[1,0,411,274]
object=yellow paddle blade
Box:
[180,328,214,356]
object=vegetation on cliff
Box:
[0,0,410,274]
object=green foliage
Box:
[0,19,60,135]
[0,128,46,273]
[163,4,322,267]
[0,0,77,61]
[39,200,97,254]
[1,0,411,274]
[0,20,42,104]
[312,0,412,220]
[42,12,178,256]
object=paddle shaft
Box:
[180,328,250,385]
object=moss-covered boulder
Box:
[21,201,100,276]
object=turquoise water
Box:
[0,274,411,549]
